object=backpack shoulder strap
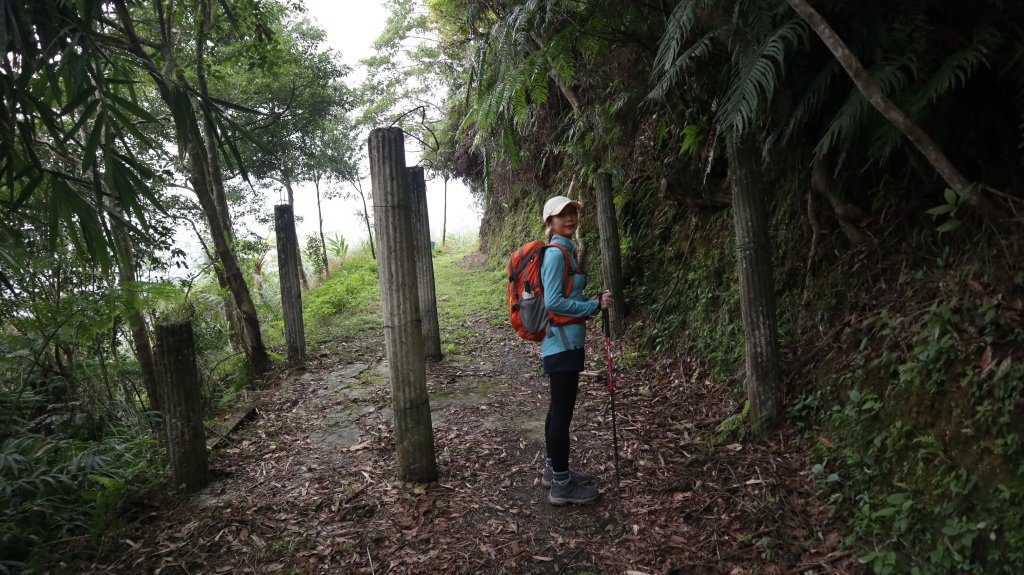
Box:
[508,244,534,281]
[545,243,575,297]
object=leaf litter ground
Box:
[62,251,861,575]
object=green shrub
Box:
[304,252,380,330]
[806,265,1024,574]
[0,431,162,569]
[305,234,326,277]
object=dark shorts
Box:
[543,348,585,374]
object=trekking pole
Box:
[602,309,621,492]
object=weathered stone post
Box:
[274,203,306,368]
[154,320,209,491]
[595,172,627,338]
[728,133,782,432]
[368,127,438,482]
[407,166,443,360]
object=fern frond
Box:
[528,54,549,107]
[550,51,575,86]
[503,125,520,166]
[508,0,542,36]
[910,42,992,113]
[648,30,718,101]
[866,122,904,167]
[744,0,787,42]
[719,17,808,137]
[780,59,839,145]
[511,79,529,127]
[650,0,715,76]
[543,0,559,29]
[576,26,603,66]
[651,1,688,76]
[680,123,704,158]
[815,59,913,159]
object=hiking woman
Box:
[540,195,614,505]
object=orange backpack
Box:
[507,240,587,342]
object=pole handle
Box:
[601,304,610,337]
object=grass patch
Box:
[299,237,502,360]
[437,228,481,248]
[432,240,505,354]
[303,247,382,360]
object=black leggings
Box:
[545,371,580,473]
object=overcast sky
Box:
[303,0,387,66]
[280,0,481,246]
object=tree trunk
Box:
[111,217,160,413]
[115,0,269,377]
[786,0,1008,227]
[594,172,627,338]
[314,175,329,276]
[154,320,209,492]
[96,91,159,414]
[274,204,307,369]
[217,269,247,353]
[355,177,376,259]
[189,220,245,354]
[728,133,782,432]
[195,0,245,354]
[368,127,437,483]
[282,174,311,291]
[196,11,231,244]
[407,166,443,360]
[810,155,869,246]
[442,176,448,245]
[181,98,270,377]
[529,31,582,114]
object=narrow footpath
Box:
[69,248,859,575]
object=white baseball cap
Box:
[542,195,583,221]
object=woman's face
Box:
[548,205,579,238]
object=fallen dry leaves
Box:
[52,260,862,575]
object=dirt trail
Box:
[69,252,859,575]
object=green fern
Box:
[865,122,906,168]
[648,0,719,100]
[459,0,595,160]
[651,0,713,75]
[529,54,550,106]
[679,123,705,158]
[547,35,576,85]
[719,17,808,137]
[815,59,913,160]
[648,30,719,101]
[780,59,840,145]
[911,42,993,113]
[866,38,996,167]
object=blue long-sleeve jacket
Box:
[540,235,599,363]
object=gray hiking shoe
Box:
[548,477,600,505]
[542,466,594,488]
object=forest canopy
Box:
[2,0,1023,572]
